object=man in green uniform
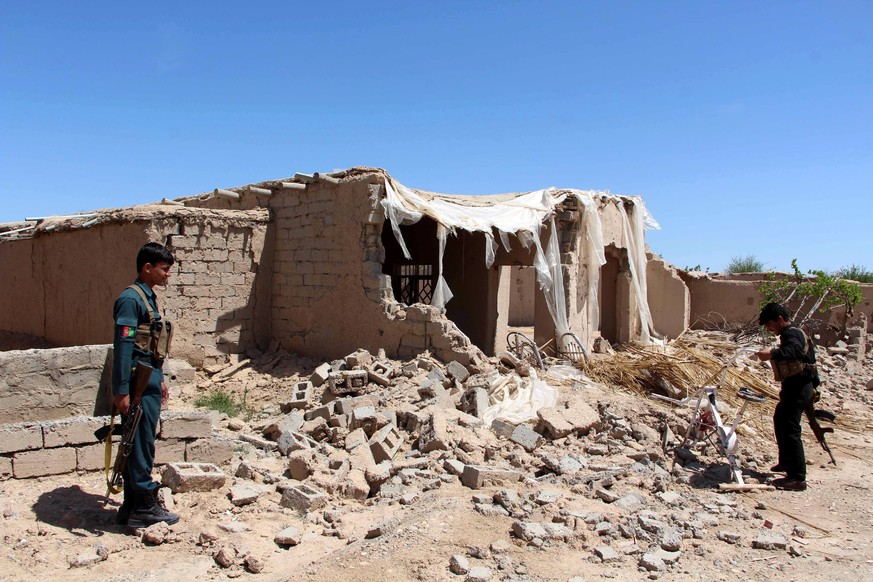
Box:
[113,242,180,527]
[755,302,816,491]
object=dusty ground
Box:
[1,333,872,582]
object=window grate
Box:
[393,264,434,305]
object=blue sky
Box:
[2,1,870,273]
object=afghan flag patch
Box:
[121,326,135,338]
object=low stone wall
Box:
[0,345,112,423]
[0,411,232,480]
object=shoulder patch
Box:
[120,326,136,338]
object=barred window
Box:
[392,264,434,305]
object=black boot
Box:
[127,489,180,528]
[115,480,133,525]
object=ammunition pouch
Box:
[127,284,173,365]
[772,359,817,383]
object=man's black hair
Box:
[759,302,791,325]
[136,242,175,273]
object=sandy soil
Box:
[1,334,872,582]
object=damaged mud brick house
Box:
[0,167,691,371]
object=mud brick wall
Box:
[0,412,230,480]
[166,214,272,367]
[0,345,112,423]
[0,208,271,368]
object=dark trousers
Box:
[773,379,813,480]
[122,384,162,494]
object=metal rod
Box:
[160,198,185,206]
[293,172,315,183]
[25,213,95,221]
[280,182,307,191]
[246,186,272,196]
[81,218,99,228]
[0,225,37,236]
[214,188,241,200]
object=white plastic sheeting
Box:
[481,369,558,425]
[380,177,660,346]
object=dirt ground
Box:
[2,333,872,582]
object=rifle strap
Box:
[103,410,122,495]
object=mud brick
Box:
[154,437,187,465]
[43,416,106,448]
[162,462,227,493]
[0,423,43,454]
[369,424,404,463]
[461,465,522,489]
[305,402,335,422]
[419,410,452,453]
[239,433,278,452]
[187,437,235,466]
[0,456,11,478]
[280,482,328,512]
[160,412,213,439]
[537,407,575,439]
[76,442,106,471]
[310,363,331,387]
[446,361,470,383]
[281,381,313,411]
[13,448,77,478]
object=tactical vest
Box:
[127,284,173,363]
[772,326,816,382]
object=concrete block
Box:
[277,430,312,456]
[310,363,331,387]
[76,442,106,472]
[162,462,227,493]
[344,349,372,369]
[419,410,452,453]
[427,366,447,384]
[345,428,368,451]
[264,413,305,439]
[154,438,187,465]
[342,468,370,500]
[280,483,328,512]
[461,465,522,489]
[304,402,335,421]
[349,406,378,436]
[348,441,376,470]
[460,388,490,418]
[491,419,516,439]
[536,407,575,439]
[287,450,316,480]
[334,395,376,415]
[369,424,404,463]
[400,362,418,377]
[159,412,213,439]
[367,364,392,387]
[0,423,43,454]
[187,437,235,466]
[13,448,77,478]
[329,413,348,429]
[446,360,470,383]
[280,381,313,411]
[229,483,266,506]
[43,416,106,448]
[417,378,447,401]
[239,433,278,451]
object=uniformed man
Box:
[112,242,180,527]
[755,302,816,491]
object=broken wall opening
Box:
[598,245,635,345]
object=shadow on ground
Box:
[33,485,122,536]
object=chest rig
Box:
[127,284,173,364]
[772,327,816,382]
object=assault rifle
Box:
[106,361,153,496]
[805,403,837,466]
